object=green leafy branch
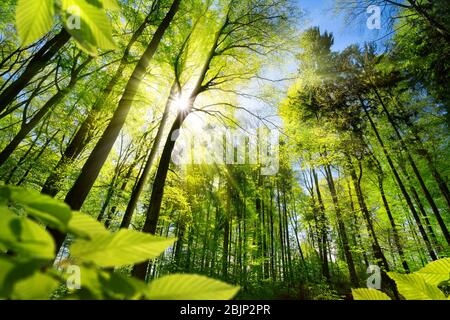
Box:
[0,185,240,300]
[352,258,450,300]
[15,0,119,55]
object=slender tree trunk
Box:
[41,14,156,197]
[346,156,389,271]
[16,130,59,186]
[0,29,71,112]
[374,89,450,245]
[361,100,437,260]
[3,122,45,183]
[312,168,331,281]
[347,180,369,268]
[64,0,181,212]
[377,175,410,271]
[0,56,90,167]
[324,164,359,287]
[411,132,450,211]
[222,196,231,279]
[120,82,177,229]
[131,15,227,280]
[269,185,276,281]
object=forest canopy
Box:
[0,0,449,301]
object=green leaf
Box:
[388,272,446,300]
[352,288,391,300]
[415,258,450,286]
[68,212,108,239]
[0,256,50,299]
[12,272,60,300]
[100,272,150,300]
[0,186,72,231]
[148,274,240,300]
[60,264,149,300]
[0,257,18,298]
[102,0,120,10]
[70,229,176,268]
[7,187,72,232]
[0,207,55,259]
[16,0,54,46]
[62,0,116,55]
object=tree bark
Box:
[374,89,450,245]
[41,14,156,197]
[0,29,71,112]
[63,0,181,211]
[361,100,437,260]
[324,164,359,287]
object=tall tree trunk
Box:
[41,14,156,197]
[3,121,45,183]
[0,56,91,167]
[377,174,410,271]
[16,130,59,186]
[346,155,389,271]
[347,180,369,268]
[374,89,450,245]
[361,100,438,260]
[120,82,177,229]
[63,0,181,212]
[0,29,71,112]
[131,15,227,280]
[324,164,359,287]
[312,168,331,281]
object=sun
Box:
[174,95,190,112]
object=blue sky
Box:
[298,0,384,50]
[229,0,392,128]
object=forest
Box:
[0,0,449,301]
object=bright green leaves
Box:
[0,185,239,300]
[63,264,149,300]
[11,272,60,300]
[71,229,176,268]
[0,207,55,259]
[351,288,391,300]
[387,273,447,300]
[0,186,72,232]
[148,274,240,300]
[15,0,119,54]
[101,0,120,10]
[61,0,116,55]
[68,211,108,239]
[16,0,55,46]
[0,257,58,299]
[415,258,450,286]
[352,258,450,300]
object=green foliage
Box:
[147,274,240,300]
[352,288,391,300]
[71,229,176,268]
[415,258,450,286]
[0,207,55,259]
[16,0,54,46]
[1,186,72,231]
[61,0,117,55]
[15,0,118,54]
[352,259,450,300]
[0,186,239,300]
